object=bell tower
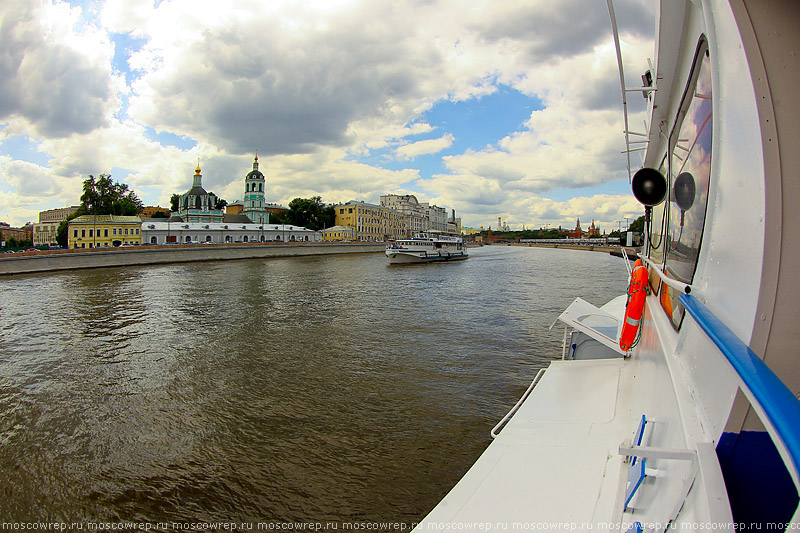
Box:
[243,154,269,224]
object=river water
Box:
[0,245,626,525]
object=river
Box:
[0,245,626,525]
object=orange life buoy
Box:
[620,259,648,351]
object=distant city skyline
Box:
[1,0,653,232]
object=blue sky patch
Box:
[352,85,543,191]
[0,135,50,167]
[110,32,148,85]
[418,85,543,151]
[109,166,136,181]
[144,127,198,150]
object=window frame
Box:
[659,35,713,330]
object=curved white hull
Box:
[386,232,468,264]
[385,250,468,264]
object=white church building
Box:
[149,156,320,244]
[141,221,320,245]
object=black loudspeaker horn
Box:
[632,168,667,207]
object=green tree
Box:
[6,237,31,249]
[270,209,289,225]
[80,175,143,215]
[208,194,227,210]
[629,215,645,233]
[170,193,181,213]
[56,210,85,248]
[284,197,334,230]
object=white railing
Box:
[490,368,546,438]
[638,254,692,294]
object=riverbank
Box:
[502,242,634,254]
[0,242,385,275]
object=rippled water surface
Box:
[0,246,626,523]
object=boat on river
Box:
[385,233,468,264]
[414,1,800,531]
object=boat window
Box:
[661,37,712,329]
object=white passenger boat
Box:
[385,233,468,264]
[414,1,800,531]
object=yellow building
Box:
[68,215,142,249]
[226,202,244,216]
[320,225,357,241]
[334,201,407,241]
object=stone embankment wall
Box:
[0,242,385,276]
[508,242,620,253]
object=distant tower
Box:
[243,154,269,224]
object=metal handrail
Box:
[622,246,633,277]
[639,254,692,294]
[491,368,546,439]
[679,294,800,491]
[606,0,632,182]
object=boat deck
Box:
[414,358,634,532]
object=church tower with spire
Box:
[177,161,223,223]
[243,154,269,224]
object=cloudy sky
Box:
[0,0,654,231]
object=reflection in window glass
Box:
[648,155,669,293]
[661,41,712,329]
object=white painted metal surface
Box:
[554,297,625,354]
[415,360,633,531]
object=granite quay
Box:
[0,242,385,276]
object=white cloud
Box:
[0,0,655,229]
[0,156,82,224]
[396,134,455,160]
[0,156,79,202]
[0,0,115,137]
[254,148,420,207]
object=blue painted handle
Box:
[679,294,800,483]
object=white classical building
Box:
[380,194,426,235]
[141,221,321,245]
[425,204,448,233]
[380,194,457,235]
[33,205,80,246]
